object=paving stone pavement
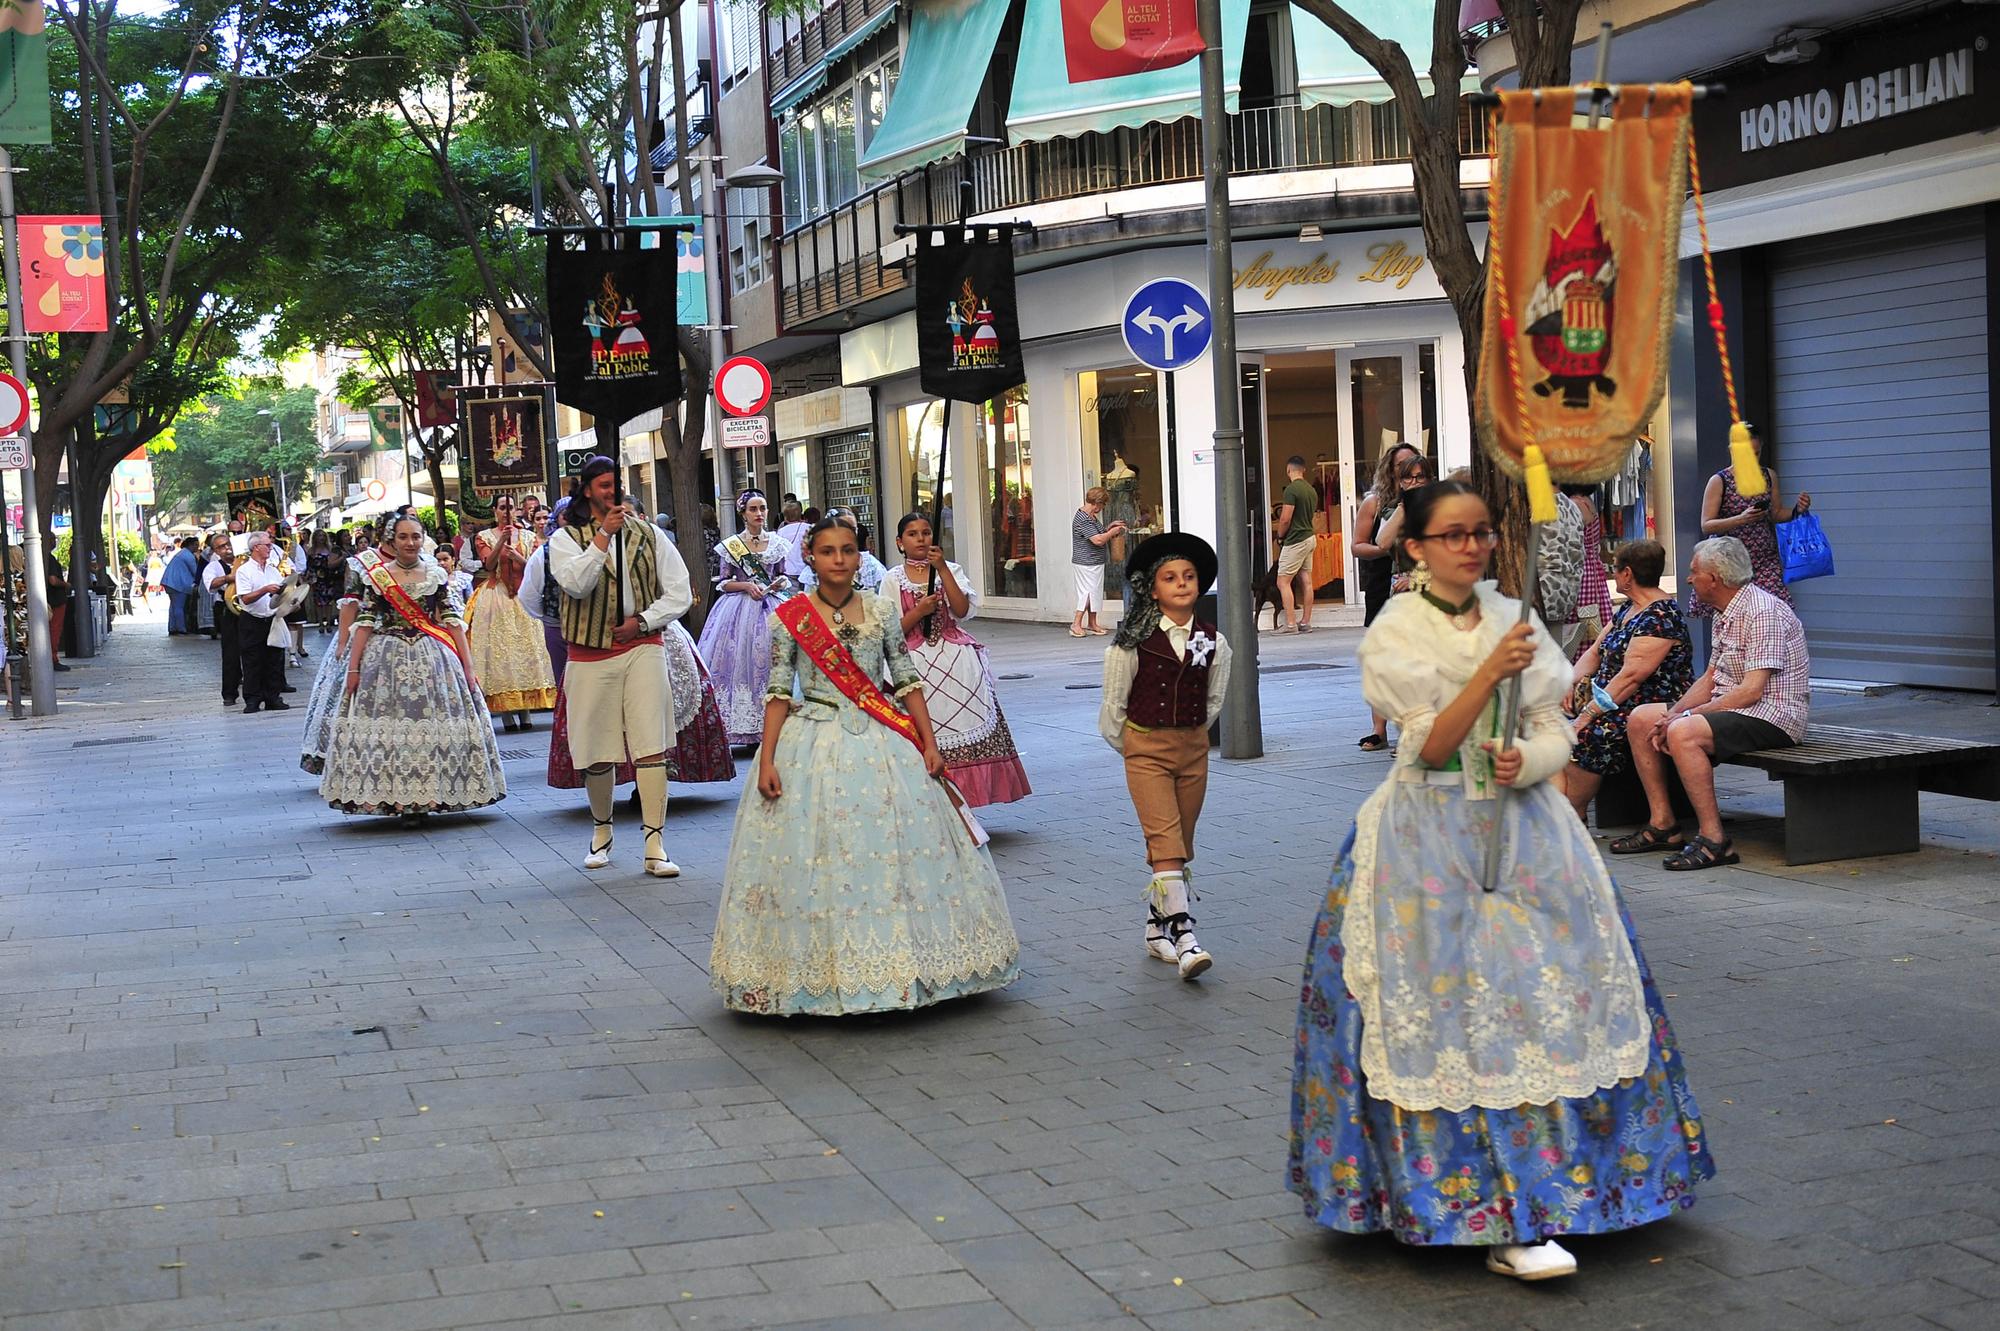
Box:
[4,608,2000,1331]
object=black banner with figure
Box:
[915,233,1025,404]
[546,228,682,425]
[226,477,279,530]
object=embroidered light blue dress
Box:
[1288,584,1713,1246]
[709,593,1022,1016]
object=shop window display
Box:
[1079,367,1165,598]
[893,401,956,564]
[980,388,1034,599]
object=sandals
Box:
[1357,733,1389,752]
[1663,834,1739,872]
[1088,627,1109,636]
[1068,628,1087,638]
[1608,824,1685,855]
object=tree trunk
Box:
[427,451,452,535]
[658,406,712,637]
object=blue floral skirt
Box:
[1288,828,1715,1246]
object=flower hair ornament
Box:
[735,488,766,515]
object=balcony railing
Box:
[778,100,1491,328]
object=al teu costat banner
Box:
[546,228,682,425]
[915,233,1025,405]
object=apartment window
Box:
[778,54,898,230]
[719,0,760,88]
[728,202,768,294]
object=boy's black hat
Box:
[1128,531,1218,595]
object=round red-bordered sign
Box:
[715,356,772,418]
[0,373,29,436]
[365,479,388,502]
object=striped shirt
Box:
[1712,583,1811,742]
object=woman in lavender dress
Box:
[697,489,798,746]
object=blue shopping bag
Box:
[1776,511,1835,583]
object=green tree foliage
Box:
[149,382,320,518]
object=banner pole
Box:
[1197,0,1260,758]
[0,145,55,715]
[922,408,950,637]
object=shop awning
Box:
[773,3,899,115]
[771,67,829,115]
[1006,0,1249,144]
[858,0,1011,181]
[1291,2,1478,107]
[825,1,899,65]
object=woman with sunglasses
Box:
[465,495,559,731]
[1288,480,1713,1283]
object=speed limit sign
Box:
[0,436,25,469]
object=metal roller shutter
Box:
[1769,210,1993,690]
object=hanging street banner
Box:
[412,370,458,429]
[1475,86,1693,483]
[546,227,683,427]
[630,215,708,327]
[112,454,155,506]
[367,403,405,453]
[20,216,107,331]
[490,309,546,384]
[0,0,50,145]
[1060,0,1202,84]
[226,477,280,531]
[459,383,551,498]
[915,233,1026,404]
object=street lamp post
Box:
[257,410,291,528]
[695,156,785,540]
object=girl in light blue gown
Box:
[710,518,1020,1017]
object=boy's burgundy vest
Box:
[1126,621,1217,730]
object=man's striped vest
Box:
[559,518,663,649]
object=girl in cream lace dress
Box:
[1287,481,1711,1282]
[710,518,1019,1016]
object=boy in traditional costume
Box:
[1099,532,1232,981]
[547,456,695,877]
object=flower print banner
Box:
[0,1,51,145]
[1475,88,1692,483]
[21,215,107,331]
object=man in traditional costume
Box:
[548,456,694,877]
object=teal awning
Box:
[859,0,1011,181]
[825,1,899,64]
[771,67,830,115]
[1007,0,1248,144]
[1290,2,1478,107]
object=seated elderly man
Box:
[1609,535,1810,871]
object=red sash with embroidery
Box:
[774,595,921,752]
[359,550,459,653]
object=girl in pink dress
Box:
[886,513,1032,808]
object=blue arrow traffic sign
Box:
[1121,278,1213,372]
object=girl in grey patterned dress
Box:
[319,516,506,822]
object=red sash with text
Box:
[359,550,459,655]
[774,596,921,752]
[773,596,987,846]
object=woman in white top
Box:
[1287,480,1714,1283]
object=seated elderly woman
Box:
[1558,540,1694,820]
[1612,535,1811,871]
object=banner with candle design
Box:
[20,216,107,331]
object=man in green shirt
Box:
[1272,455,1319,633]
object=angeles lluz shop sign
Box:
[1692,8,1998,193]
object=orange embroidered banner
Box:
[1476,87,1693,483]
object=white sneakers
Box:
[1485,1241,1577,1281]
[1175,938,1212,981]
